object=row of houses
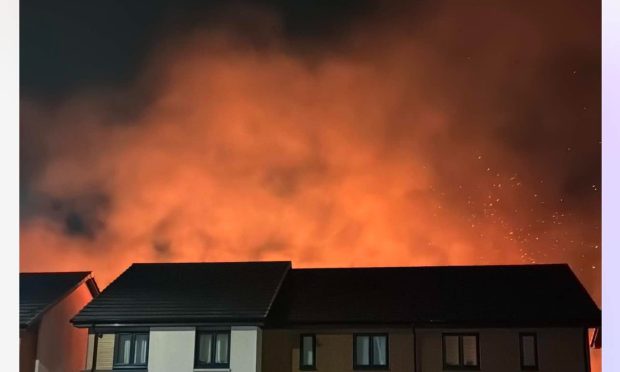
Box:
[20,261,601,372]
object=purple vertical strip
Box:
[602,0,620,371]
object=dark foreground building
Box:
[72,262,600,372]
[20,271,100,372]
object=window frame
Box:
[112,332,150,369]
[442,333,480,370]
[519,332,539,370]
[352,333,390,370]
[299,334,317,370]
[194,330,231,369]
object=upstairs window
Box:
[443,333,479,369]
[354,334,389,369]
[520,333,538,370]
[300,334,316,370]
[195,330,230,369]
[113,332,149,368]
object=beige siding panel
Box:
[95,334,115,370]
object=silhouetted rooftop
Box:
[21,271,93,328]
[72,261,291,326]
[72,262,600,328]
[268,264,601,327]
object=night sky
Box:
[20,0,600,342]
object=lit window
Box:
[520,333,538,370]
[442,333,479,369]
[354,334,389,369]
[195,331,230,368]
[300,334,316,370]
[113,332,149,368]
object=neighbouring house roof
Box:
[71,261,291,327]
[267,264,601,327]
[20,271,97,329]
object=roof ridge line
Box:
[130,260,293,265]
[289,263,570,271]
[263,262,292,318]
[20,271,92,275]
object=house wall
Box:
[32,282,93,372]
[85,334,94,370]
[20,328,38,372]
[262,329,295,372]
[148,327,195,372]
[262,328,414,372]
[416,327,588,372]
[83,325,589,372]
[86,326,263,372]
[97,333,115,369]
[230,327,262,372]
[263,327,590,372]
[84,333,115,370]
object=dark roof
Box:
[72,261,291,326]
[20,271,93,328]
[267,264,601,327]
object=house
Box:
[72,261,290,372]
[71,262,600,372]
[20,271,100,372]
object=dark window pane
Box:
[133,334,148,364]
[444,336,460,366]
[197,333,213,364]
[462,336,478,366]
[372,336,387,366]
[522,335,537,367]
[301,336,314,366]
[116,334,132,365]
[215,333,229,364]
[356,336,370,366]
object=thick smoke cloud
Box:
[20,1,600,367]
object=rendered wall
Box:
[33,282,93,372]
[148,327,196,372]
[231,326,262,372]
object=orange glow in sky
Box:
[20,1,600,369]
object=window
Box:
[300,334,316,370]
[520,333,538,370]
[113,332,149,368]
[194,330,230,369]
[442,333,479,369]
[353,334,389,369]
